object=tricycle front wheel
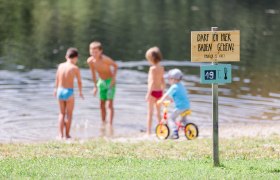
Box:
[155,124,169,140]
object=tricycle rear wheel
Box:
[185,123,199,140]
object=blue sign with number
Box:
[200,64,232,84]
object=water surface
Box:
[1,61,279,142]
[0,0,280,141]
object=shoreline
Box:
[1,121,280,144]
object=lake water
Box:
[0,0,280,141]
[1,61,280,142]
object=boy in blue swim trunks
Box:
[87,41,118,126]
[54,48,84,139]
[157,69,190,139]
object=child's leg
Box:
[100,100,106,123]
[147,98,155,135]
[181,116,187,126]
[65,96,74,138]
[108,100,114,126]
[169,110,181,133]
[155,102,161,123]
[58,100,66,138]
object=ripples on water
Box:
[0,61,280,142]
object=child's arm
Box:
[157,85,175,104]
[87,58,98,96]
[161,67,166,91]
[157,92,171,104]
[146,67,156,101]
[105,57,118,87]
[53,66,59,97]
[75,68,84,99]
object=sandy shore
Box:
[2,121,280,144]
[200,122,280,138]
[112,121,280,143]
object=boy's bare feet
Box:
[56,136,64,140]
[108,124,114,137]
[108,131,114,137]
[101,121,106,129]
[145,130,152,137]
[99,122,106,137]
[143,133,153,139]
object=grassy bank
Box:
[1,136,280,179]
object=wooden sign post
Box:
[191,29,240,62]
[191,27,240,167]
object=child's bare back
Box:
[57,62,79,88]
[148,65,165,92]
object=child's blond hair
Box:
[90,41,103,50]
[145,46,162,64]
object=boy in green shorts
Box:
[97,78,116,100]
[87,41,118,126]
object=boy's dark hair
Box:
[66,48,78,58]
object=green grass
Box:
[1,136,280,179]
